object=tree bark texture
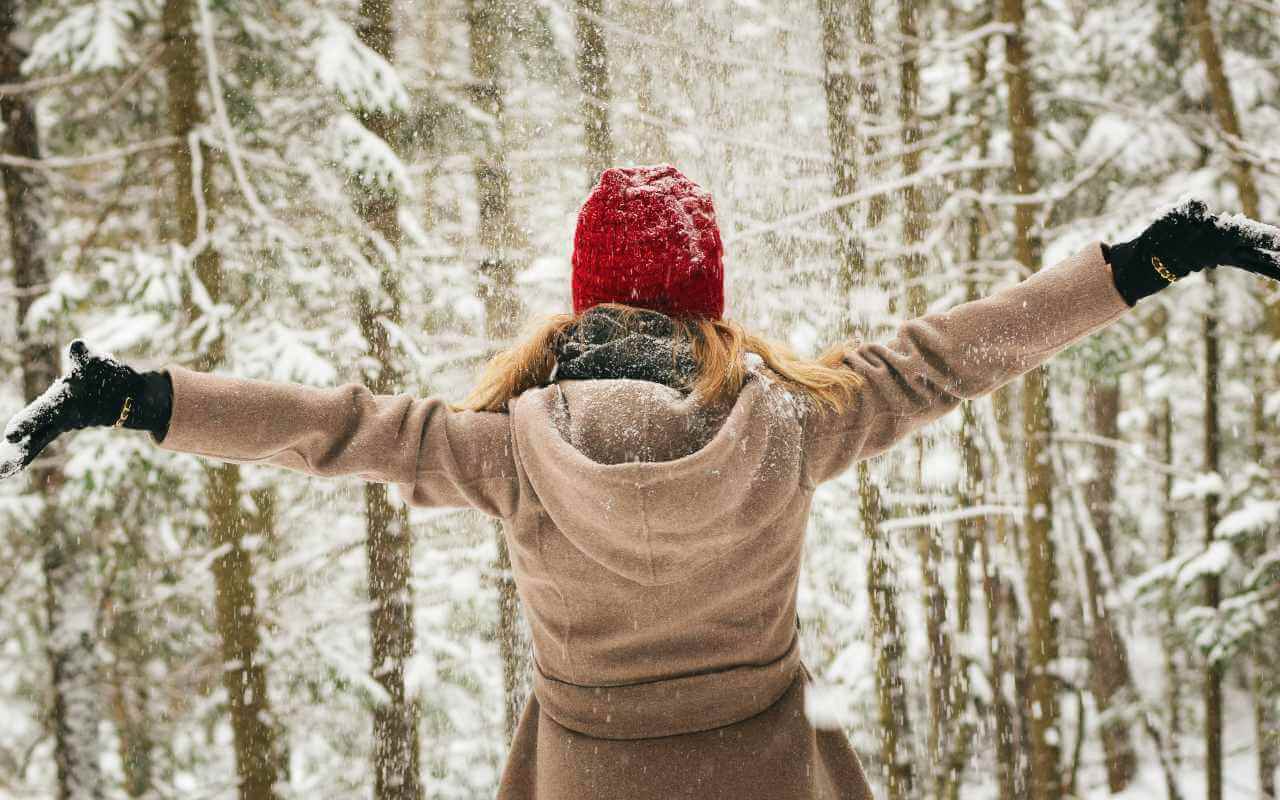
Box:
[574,0,614,182]
[467,0,530,743]
[852,0,886,228]
[1186,5,1278,793]
[896,8,960,798]
[1201,268,1224,800]
[956,28,990,797]
[351,2,423,796]
[862,470,916,800]
[0,4,105,798]
[997,0,1063,796]
[817,0,867,291]
[1082,382,1137,793]
[163,2,282,796]
[817,4,914,796]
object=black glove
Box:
[0,340,173,480]
[1104,199,1280,306]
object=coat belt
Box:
[531,636,802,740]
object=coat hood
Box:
[508,367,806,587]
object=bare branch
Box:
[0,137,180,171]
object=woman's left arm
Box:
[802,200,1280,486]
[156,365,521,516]
[802,242,1130,485]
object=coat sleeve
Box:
[802,242,1132,486]
[152,365,521,518]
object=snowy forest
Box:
[0,0,1277,798]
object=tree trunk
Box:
[896,8,960,798]
[852,0,886,228]
[1186,0,1260,223]
[997,0,1062,796]
[1162,393,1182,773]
[467,0,530,742]
[862,471,916,799]
[111,668,152,797]
[1186,4,1277,794]
[817,0,866,286]
[816,4,913,795]
[959,25,1003,798]
[0,9,105,798]
[1082,383,1138,792]
[163,2,282,797]
[574,0,613,181]
[1200,267,1223,800]
[983,523,1021,800]
[349,3,423,797]
[817,2,915,795]
[1139,303,1184,786]
[106,574,155,798]
[1255,653,1279,799]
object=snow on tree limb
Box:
[312,13,409,115]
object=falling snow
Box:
[0,0,1277,798]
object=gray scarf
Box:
[552,307,698,392]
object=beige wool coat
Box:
[152,243,1131,799]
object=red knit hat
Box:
[571,165,725,319]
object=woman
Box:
[4,165,1280,799]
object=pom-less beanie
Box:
[571,165,725,319]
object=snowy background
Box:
[0,0,1277,798]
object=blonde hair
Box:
[457,303,863,415]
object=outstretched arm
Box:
[802,242,1128,485]
[155,366,520,515]
[2,346,520,517]
[802,200,1280,486]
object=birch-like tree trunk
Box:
[0,5,104,797]
[162,2,282,796]
[959,50,1019,785]
[350,2,423,797]
[997,0,1063,796]
[574,0,613,180]
[467,0,530,742]
[816,2,913,796]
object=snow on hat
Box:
[571,165,725,319]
